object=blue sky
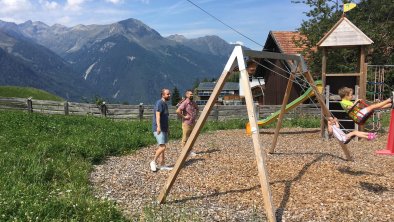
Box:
[0,0,310,50]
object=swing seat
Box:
[347,100,374,125]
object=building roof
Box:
[197,82,239,91]
[270,31,308,54]
[317,17,373,47]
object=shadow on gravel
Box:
[337,166,384,177]
[183,158,205,168]
[169,185,260,204]
[359,182,389,194]
[196,149,220,154]
[260,129,321,135]
[271,152,347,161]
[274,154,334,222]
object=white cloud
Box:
[65,0,87,11]
[39,0,59,10]
[57,16,72,25]
[230,41,244,46]
[105,0,123,4]
[0,0,32,13]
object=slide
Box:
[246,80,323,134]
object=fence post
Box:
[139,103,144,121]
[100,102,107,117]
[27,97,33,113]
[64,101,69,115]
[212,104,218,121]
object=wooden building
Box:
[196,82,240,105]
[253,31,309,105]
[317,16,373,131]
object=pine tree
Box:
[171,87,181,106]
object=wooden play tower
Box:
[317,16,373,136]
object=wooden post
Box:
[323,86,330,140]
[304,71,352,160]
[269,72,295,153]
[239,61,276,222]
[139,103,144,121]
[27,98,33,113]
[321,48,328,138]
[215,104,219,121]
[359,46,366,100]
[100,102,107,117]
[64,101,69,115]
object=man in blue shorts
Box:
[150,88,173,172]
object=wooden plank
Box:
[34,110,65,115]
[32,105,65,111]
[31,99,64,106]
[244,49,301,63]
[238,57,276,222]
[325,73,361,77]
[0,97,27,103]
[269,72,295,153]
[0,105,26,110]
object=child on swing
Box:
[327,117,377,144]
[338,87,393,120]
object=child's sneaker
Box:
[158,165,173,171]
[150,161,157,172]
[367,132,377,141]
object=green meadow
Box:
[0,86,64,101]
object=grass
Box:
[0,111,247,221]
[0,86,63,101]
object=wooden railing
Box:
[0,97,321,120]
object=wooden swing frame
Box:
[157,46,352,222]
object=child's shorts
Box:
[153,131,168,145]
[356,108,369,119]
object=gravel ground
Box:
[90,128,394,221]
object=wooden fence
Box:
[0,97,321,120]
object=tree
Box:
[293,0,393,84]
[171,87,181,106]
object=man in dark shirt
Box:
[150,88,173,172]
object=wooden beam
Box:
[269,72,295,153]
[244,49,301,63]
[157,46,239,204]
[238,58,276,222]
[359,46,367,100]
[304,71,352,160]
[325,73,361,77]
[321,48,328,138]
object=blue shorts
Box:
[153,131,169,145]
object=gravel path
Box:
[90,128,394,221]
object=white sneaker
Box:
[150,161,157,172]
[158,166,173,171]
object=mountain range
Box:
[0,18,236,103]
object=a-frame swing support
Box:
[157,46,351,222]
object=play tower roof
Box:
[317,17,373,47]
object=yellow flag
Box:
[344,3,357,12]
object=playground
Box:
[89,15,394,221]
[90,128,394,221]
